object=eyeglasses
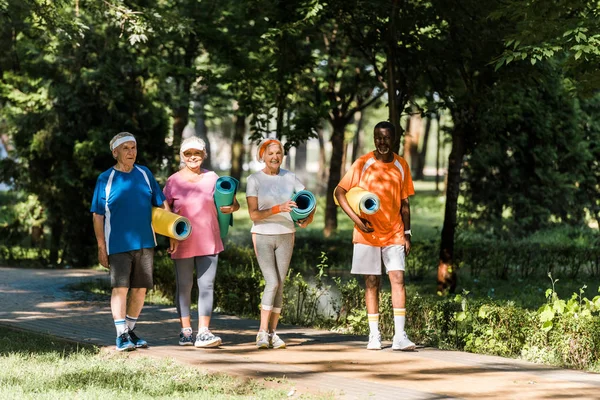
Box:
[183,151,204,158]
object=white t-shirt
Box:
[246,169,305,234]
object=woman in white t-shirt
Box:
[246,138,315,349]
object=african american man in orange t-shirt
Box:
[334,121,416,351]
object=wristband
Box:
[404,229,412,236]
[271,205,281,214]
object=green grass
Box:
[0,325,319,400]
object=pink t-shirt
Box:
[163,169,224,259]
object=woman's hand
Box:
[168,237,179,254]
[297,209,315,228]
[220,197,241,214]
[278,200,297,213]
[219,205,235,214]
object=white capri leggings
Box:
[174,255,218,319]
[254,233,295,311]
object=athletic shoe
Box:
[128,329,148,348]
[269,332,286,349]
[256,330,269,349]
[116,332,135,352]
[179,330,195,346]
[194,329,221,348]
[366,332,382,350]
[392,331,416,351]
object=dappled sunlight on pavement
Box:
[1,267,599,400]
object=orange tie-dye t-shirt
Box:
[337,152,415,247]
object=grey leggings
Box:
[174,255,218,319]
[254,233,295,310]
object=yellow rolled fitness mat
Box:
[334,187,380,215]
[152,207,192,240]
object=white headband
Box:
[111,135,136,151]
[180,139,206,154]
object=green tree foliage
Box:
[463,63,590,233]
[493,0,600,93]
[1,2,168,266]
[333,0,432,151]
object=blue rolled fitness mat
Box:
[214,176,239,238]
[290,190,316,222]
[152,207,192,240]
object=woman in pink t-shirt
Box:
[164,136,240,348]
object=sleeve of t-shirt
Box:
[148,170,166,206]
[401,159,416,199]
[293,174,305,193]
[337,158,364,191]
[163,176,173,206]
[246,174,258,197]
[90,176,106,215]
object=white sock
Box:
[367,314,379,335]
[181,327,193,337]
[394,308,406,336]
[114,319,127,336]
[125,315,137,331]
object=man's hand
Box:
[356,218,374,233]
[404,235,412,256]
[98,246,109,269]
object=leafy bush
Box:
[455,230,600,280]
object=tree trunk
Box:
[435,113,442,192]
[317,128,327,195]
[408,112,421,173]
[193,98,212,170]
[295,140,308,184]
[170,36,198,173]
[48,216,63,267]
[323,120,346,237]
[351,110,363,162]
[385,0,402,154]
[415,114,432,180]
[172,103,189,172]
[230,114,246,182]
[437,113,467,295]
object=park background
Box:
[1,0,600,372]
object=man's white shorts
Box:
[351,243,406,275]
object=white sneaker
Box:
[366,332,382,350]
[392,331,416,351]
[269,332,286,349]
[256,330,269,349]
[194,329,221,348]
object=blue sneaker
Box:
[116,333,135,352]
[179,330,195,346]
[128,330,148,348]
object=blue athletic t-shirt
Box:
[90,164,166,255]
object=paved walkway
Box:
[0,267,599,399]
